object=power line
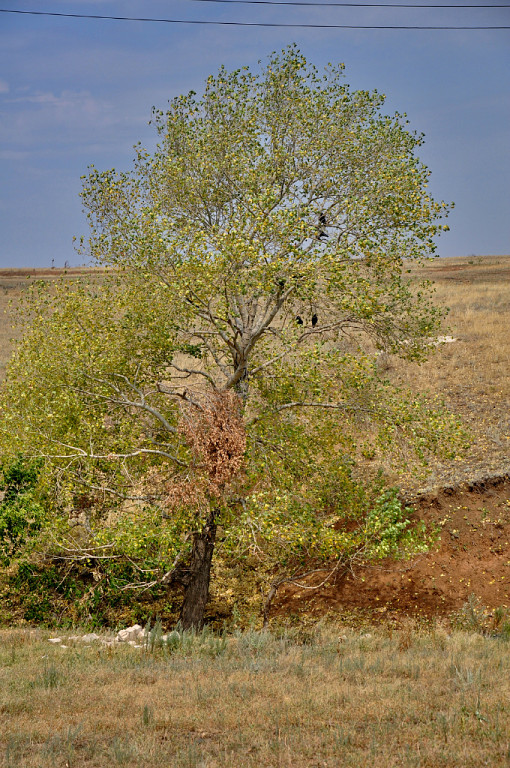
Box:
[192,0,510,6]
[0,8,508,29]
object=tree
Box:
[1,47,462,628]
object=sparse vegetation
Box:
[388,257,510,489]
[0,623,508,767]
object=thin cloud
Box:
[8,88,101,112]
[0,87,124,151]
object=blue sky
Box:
[0,1,509,267]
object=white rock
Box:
[80,633,101,643]
[117,624,145,643]
[48,638,62,644]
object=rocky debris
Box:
[46,625,162,649]
[117,624,146,643]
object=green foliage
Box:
[227,464,431,574]
[4,558,178,628]
[0,456,45,565]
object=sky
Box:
[0,0,509,268]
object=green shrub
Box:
[0,456,45,564]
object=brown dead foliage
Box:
[178,390,246,496]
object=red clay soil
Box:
[274,474,510,622]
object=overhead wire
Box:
[0,8,509,29]
[190,0,510,6]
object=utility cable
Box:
[0,8,509,29]
[191,1,510,6]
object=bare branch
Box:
[168,361,217,387]
[262,559,348,627]
[42,448,187,465]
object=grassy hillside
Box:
[392,255,510,490]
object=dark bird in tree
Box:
[311,313,318,327]
[296,316,303,325]
[317,213,328,240]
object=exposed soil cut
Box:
[275,473,510,622]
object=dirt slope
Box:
[276,473,510,621]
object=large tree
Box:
[1,48,461,628]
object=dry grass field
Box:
[0,625,509,768]
[390,255,510,490]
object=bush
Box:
[0,456,45,565]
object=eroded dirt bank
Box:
[275,474,510,621]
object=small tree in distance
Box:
[1,47,463,628]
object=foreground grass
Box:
[0,625,508,767]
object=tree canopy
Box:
[0,47,463,628]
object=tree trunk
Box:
[179,511,217,630]
[233,361,249,402]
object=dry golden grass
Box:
[0,625,508,767]
[385,256,510,489]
